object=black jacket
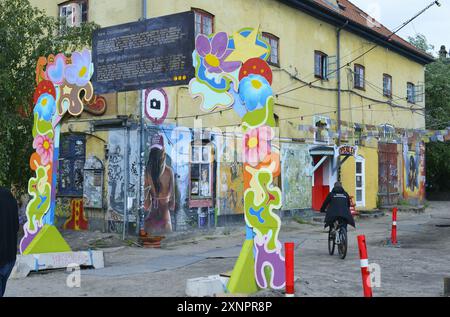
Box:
[0,187,19,266]
[320,186,355,228]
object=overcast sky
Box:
[350,0,450,56]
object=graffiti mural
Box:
[216,133,244,215]
[107,129,139,230]
[63,199,88,230]
[143,131,176,234]
[403,141,425,201]
[217,161,244,215]
[189,28,285,292]
[138,125,193,233]
[281,143,312,210]
[20,49,94,255]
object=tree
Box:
[0,0,98,192]
[408,33,435,55]
[409,34,450,193]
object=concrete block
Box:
[186,275,228,297]
[10,250,104,279]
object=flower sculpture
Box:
[244,126,272,166]
[33,135,53,166]
[239,74,273,111]
[65,49,92,87]
[34,93,56,121]
[189,28,285,293]
[21,49,94,255]
[196,32,241,74]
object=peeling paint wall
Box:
[280,143,312,210]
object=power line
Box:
[275,0,440,98]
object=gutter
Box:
[277,0,435,65]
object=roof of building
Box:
[278,0,435,64]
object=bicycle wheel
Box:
[328,228,335,255]
[338,227,347,259]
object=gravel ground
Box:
[5,201,450,297]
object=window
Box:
[59,1,88,27]
[262,33,280,67]
[193,8,214,37]
[354,64,365,90]
[190,143,213,200]
[354,124,363,145]
[355,157,365,207]
[383,74,392,97]
[58,134,86,196]
[407,82,415,103]
[314,51,328,79]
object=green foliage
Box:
[425,59,450,130]
[407,33,435,55]
[425,142,450,192]
[0,0,98,193]
[408,34,450,193]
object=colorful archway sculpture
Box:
[20,49,94,255]
[189,28,285,293]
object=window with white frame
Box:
[314,51,328,80]
[354,64,365,89]
[407,82,416,103]
[355,156,365,207]
[383,74,392,98]
[190,143,213,199]
[262,33,280,67]
[59,1,88,27]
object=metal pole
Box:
[137,0,147,236]
[123,125,129,240]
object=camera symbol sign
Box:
[144,88,169,124]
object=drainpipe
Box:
[142,0,147,20]
[337,20,348,146]
[336,20,348,182]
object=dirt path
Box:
[5,201,450,297]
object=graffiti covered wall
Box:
[403,141,425,202]
[106,129,139,231]
[280,143,312,210]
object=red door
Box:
[312,156,330,211]
[378,143,399,206]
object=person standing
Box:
[0,186,19,297]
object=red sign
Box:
[338,145,357,156]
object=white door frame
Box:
[355,156,365,207]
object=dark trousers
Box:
[0,260,16,297]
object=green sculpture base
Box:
[227,239,259,294]
[22,224,71,255]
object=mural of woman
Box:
[409,155,417,191]
[144,134,175,234]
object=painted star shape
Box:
[62,85,73,95]
[225,28,268,63]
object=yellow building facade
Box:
[30,0,432,233]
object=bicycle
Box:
[328,218,348,259]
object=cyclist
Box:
[320,182,355,231]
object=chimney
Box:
[439,45,448,59]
